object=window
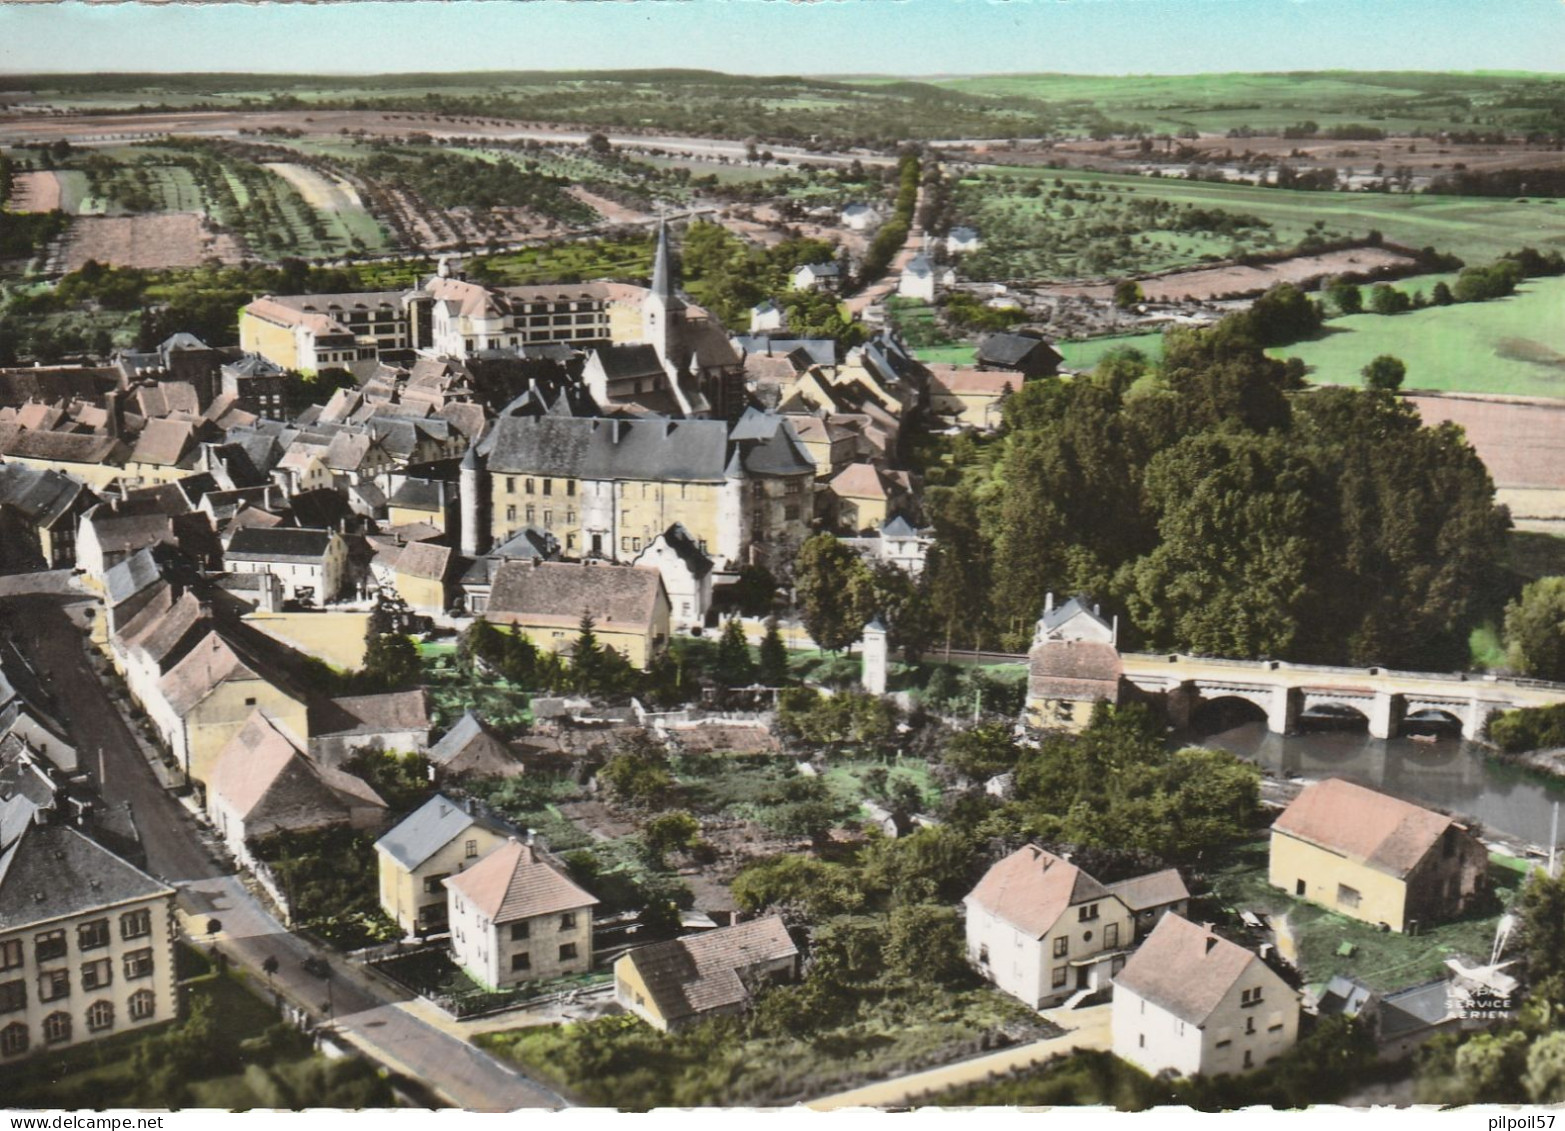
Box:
[77,919,110,952]
[1243,1049,1254,1070]
[43,1011,71,1045]
[1245,1015,1256,1035]
[1105,923,1119,948]
[525,479,535,494]
[784,505,800,521]
[86,1000,114,1032]
[977,944,990,965]
[129,989,156,1022]
[510,953,532,973]
[506,505,517,523]
[558,943,578,962]
[506,477,516,494]
[542,480,552,497]
[566,510,576,526]
[1052,966,1068,989]
[0,941,21,972]
[1295,878,1307,897]
[1078,903,1100,922]
[1336,883,1361,909]
[559,913,577,932]
[465,839,479,860]
[81,959,111,992]
[566,481,576,497]
[1053,936,1068,959]
[525,505,535,524]
[544,511,553,528]
[0,1021,26,1058]
[120,909,152,940]
[0,981,24,1015]
[38,970,69,1002]
[621,536,631,553]
[244,696,257,707]
[1241,987,1265,1007]
[35,930,66,963]
[423,873,450,895]
[123,949,154,981]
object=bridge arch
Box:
[1402,707,1464,738]
[1189,695,1269,734]
[1297,700,1371,732]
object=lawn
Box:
[0,953,394,1109]
[914,344,979,365]
[420,645,533,733]
[1205,841,1516,994]
[1056,331,1166,371]
[1272,275,1565,398]
[477,975,1052,1107]
[376,947,610,1018]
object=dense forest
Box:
[918,289,1512,669]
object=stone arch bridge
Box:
[1118,654,1565,741]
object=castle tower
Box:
[460,445,489,558]
[716,448,750,568]
[862,617,889,696]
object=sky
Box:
[0,0,1561,78]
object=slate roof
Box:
[393,541,454,583]
[0,823,173,930]
[794,262,840,278]
[388,478,448,512]
[1113,913,1273,1027]
[0,428,124,465]
[428,710,515,776]
[443,839,597,924]
[314,690,430,739]
[965,844,1115,939]
[1040,596,1113,637]
[1105,868,1191,913]
[0,462,87,527]
[1271,779,1458,880]
[377,794,502,870]
[622,917,798,1026]
[487,561,665,632]
[903,253,934,278]
[881,514,920,539]
[593,344,666,382]
[977,331,1063,370]
[482,415,732,483]
[226,526,334,563]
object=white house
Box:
[444,839,598,990]
[897,254,937,302]
[749,300,785,334]
[841,203,879,232]
[946,226,982,254]
[1112,913,1300,1078]
[1032,593,1118,647]
[632,523,714,632]
[964,844,1134,1009]
[790,263,841,292]
[223,527,348,605]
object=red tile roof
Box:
[1114,913,1274,1026]
[621,917,798,1026]
[444,840,597,924]
[965,844,1113,939]
[1271,778,1457,880]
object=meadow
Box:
[956,164,1563,280]
[1274,275,1565,398]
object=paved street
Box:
[0,578,565,1110]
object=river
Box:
[1190,720,1565,849]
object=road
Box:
[0,576,565,1110]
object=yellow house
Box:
[926,364,1018,430]
[375,794,512,936]
[154,634,311,787]
[484,560,671,669]
[615,917,799,1032]
[1268,778,1488,933]
[828,463,897,532]
[0,428,128,490]
[389,542,455,617]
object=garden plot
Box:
[1049,245,1419,303]
[7,170,61,211]
[263,161,365,211]
[59,212,243,271]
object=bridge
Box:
[1117,653,1565,740]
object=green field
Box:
[1273,275,1565,397]
[961,165,1565,278]
[1056,332,1166,371]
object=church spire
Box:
[650,217,675,302]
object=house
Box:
[309,690,431,769]
[926,365,1017,430]
[897,254,938,303]
[385,478,455,537]
[444,838,598,989]
[615,916,799,1032]
[946,226,981,254]
[0,645,78,775]
[749,300,785,334]
[1268,778,1488,933]
[841,203,879,231]
[976,331,1063,379]
[375,794,513,936]
[219,354,290,417]
[205,711,386,866]
[428,711,517,780]
[964,845,1135,1009]
[0,463,93,571]
[582,344,691,415]
[790,263,840,292]
[1112,913,1299,1078]
[382,541,456,617]
[0,823,178,1062]
[1024,595,1124,731]
[223,527,348,605]
[483,560,671,669]
[632,524,714,632]
[0,426,128,490]
[1105,869,1192,940]
[457,526,560,616]
[828,463,904,534]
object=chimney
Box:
[105,389,122,441]
[1044,592,1054,615]
[1205,936,1218,955]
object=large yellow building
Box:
[1268,778,1488,933]
[483,560,671,669]
[0,825,179,1063]
[375,794,512,936]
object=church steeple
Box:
[650,217,675,304]
[643,216,684,371]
